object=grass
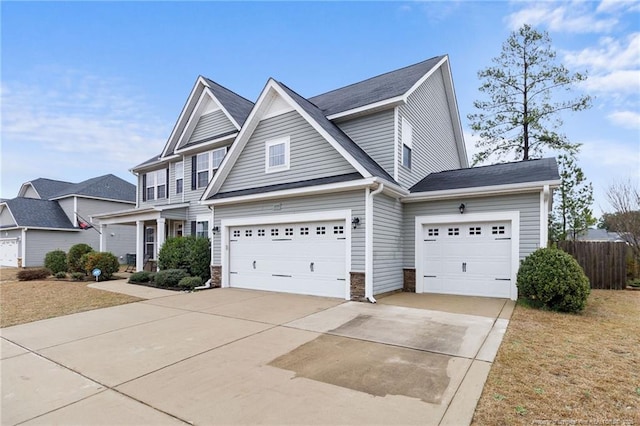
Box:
[0,268,143,328]
[473,290,640,425]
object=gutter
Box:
[365,182,385,304]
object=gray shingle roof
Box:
[202,77,254,127]
[278,81,395,182]
[51,174,136,202]
[3,198,75,229]
[309,55,445,116]
[410,158,560,193]
[27,178,74,200]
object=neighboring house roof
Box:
[309,55,445,116]
[576,228,626,242]
[410,158,560,193]
[50,174,136,202]
[22,178,74,199]
[1,198,75,229]
[278,81,395,182]
[202,77,254,127]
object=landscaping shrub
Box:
[517,247,590,313]
[67,243,94,273]
[627,278,640,288]
[17,268,51,281]
[81,252,120,280]
[158,236,211,281]
[128,271,154,284]
[44,250,68,274]
[54,271,67,279]
[178,276,202,290]
[70,272,85,281]
[154,269,189,288]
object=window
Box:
[469,227,482,235]
[285,228,294,236]
[300,227,309,235]
[427,228,439,236]
[245,230,252,237]
[271,228,279,236]
[212,148,225,169]
[145,227,155,258]
[265,137,290,173]
[333,226,344,235]
[492,226,506,235]
[233,230,241,238]
[144,169,168,201]
[258,229,265,236]
[175,162,183,194]
[196,221,209,239]
[196,147,227,189]
[402,118,412,169]
[448,227,460,236]
[316,226,326,235]
[174,222,183,237]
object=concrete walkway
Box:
[1,287,514,425]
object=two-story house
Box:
[0,174,136,267]
[95,55,560,301]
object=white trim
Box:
[414,211,520,300]
[220,209,352,300]
[325,96,404,121]
[393,107,399,182]
[161,78,204,158]
[403,56,448,100]
[195,213,210,239]
[365,187,373,299]
[73,197,78,227]
[403,180,562,202]
[264,136,291,174]
[50,194,136,205]
[173,132,237,155]
[540,185,550,248]
[174,160,184,198]
[21,228,27,266]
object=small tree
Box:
[468,24,591,164]
[81,252,120,280]
[549,154,596,241]
[158,236,211,281]
[67,243,95,273]
[604,179,640,262]
[44,249,68,274]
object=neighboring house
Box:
[576,228,626,242]
[94,55,560,301]
[0,175,136,267]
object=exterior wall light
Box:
[351,217,360,229]
[459,203,465,214]
[212,226,220,234]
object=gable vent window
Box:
[258,229,265,237]
[448,228,459,236]
[265,137,290,173]
[300,227,309,235]
[427,228,439,236]
[402,118,413,169]
[492,226,506,235]
[469,227,482,236]
[144,169,168,201]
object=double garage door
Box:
[422,221,512,298]
[229,220,346,298]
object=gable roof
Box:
[50,174,136,202]
[2,198,75,229]
[309,55,446,117]
[410,158,560,193]
[21,178,74,199]
[202,77,254,128]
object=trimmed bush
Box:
[44,250,68,274]
[81,252,120,280]
[154,269,189,288]
[67,243,94,273]
[17,268,51,281]
[54,271,67,279]
[128,271,154,284]
[70,272,85,281]
[158,236,211,281]
[178,276,202,290]
[517,247,590,313]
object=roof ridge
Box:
[431,157,553,175]
[201,76,255,106]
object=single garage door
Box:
[422,221,512,298]
[229,220,346,298]
[0,238,19,267]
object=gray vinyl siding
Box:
[79,198,134,217]
[220,111,357,193]
[101,224,137,261]
[57,198,75,223]
[372,194,404,295]
[402,192,542,268]
[168,160,183,205]
[0,206,16,226]
[23,229,98,267]
[337,110,395,176]
[185,110,235,146]
[212,190,366,271]
[138,168,170,207]
[398,68,462,189]
[23,186,39,198]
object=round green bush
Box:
[154,269,189,288]
[70,272,85,281]
[129,271,154,284]
[44,250,68,274]
[67,243,95,273]
[178,276,203,290]
[517,247,590,313]
[81,251,120,280]
[158,236,211,281]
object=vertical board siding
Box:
[398,68,462,189]
[558,241,628,290]
[373,194,404,295]
[220,111,357,193]
[402,192,541,267]
[212,191,366,270]
[338,110,395,176]
[25,230,98,267]
[186,110,235,145]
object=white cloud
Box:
[582,69,640,94]
[563,33,640,72]
[596,0,640,14]
[606,110,640,129]
[506,2,618,33]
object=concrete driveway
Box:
[1,284,513,425]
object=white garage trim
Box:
[220,209,352,300]
[415,211,520,300]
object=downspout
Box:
[365,182,384,303]
[195,205,215,291]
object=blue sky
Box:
[2,1,638,216]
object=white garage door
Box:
[229,220,346,298]
[422,221,512,298]
[0,239,19,267]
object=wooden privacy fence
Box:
[558,241,627,290]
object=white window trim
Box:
[146,169,167,200]
[195,213,210,239]
[265,136,290,173]
[197,147,227,188]
[402,118,412,169]
[174,161,184,194]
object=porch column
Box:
[136,220,144,271]
[99,224,105,251]
[156,218,166,260]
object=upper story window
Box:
[175,161,183,194]
[194,147,227,189]
[144,169,167,201]
[265,137,290,173]
[402,118,413,169]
